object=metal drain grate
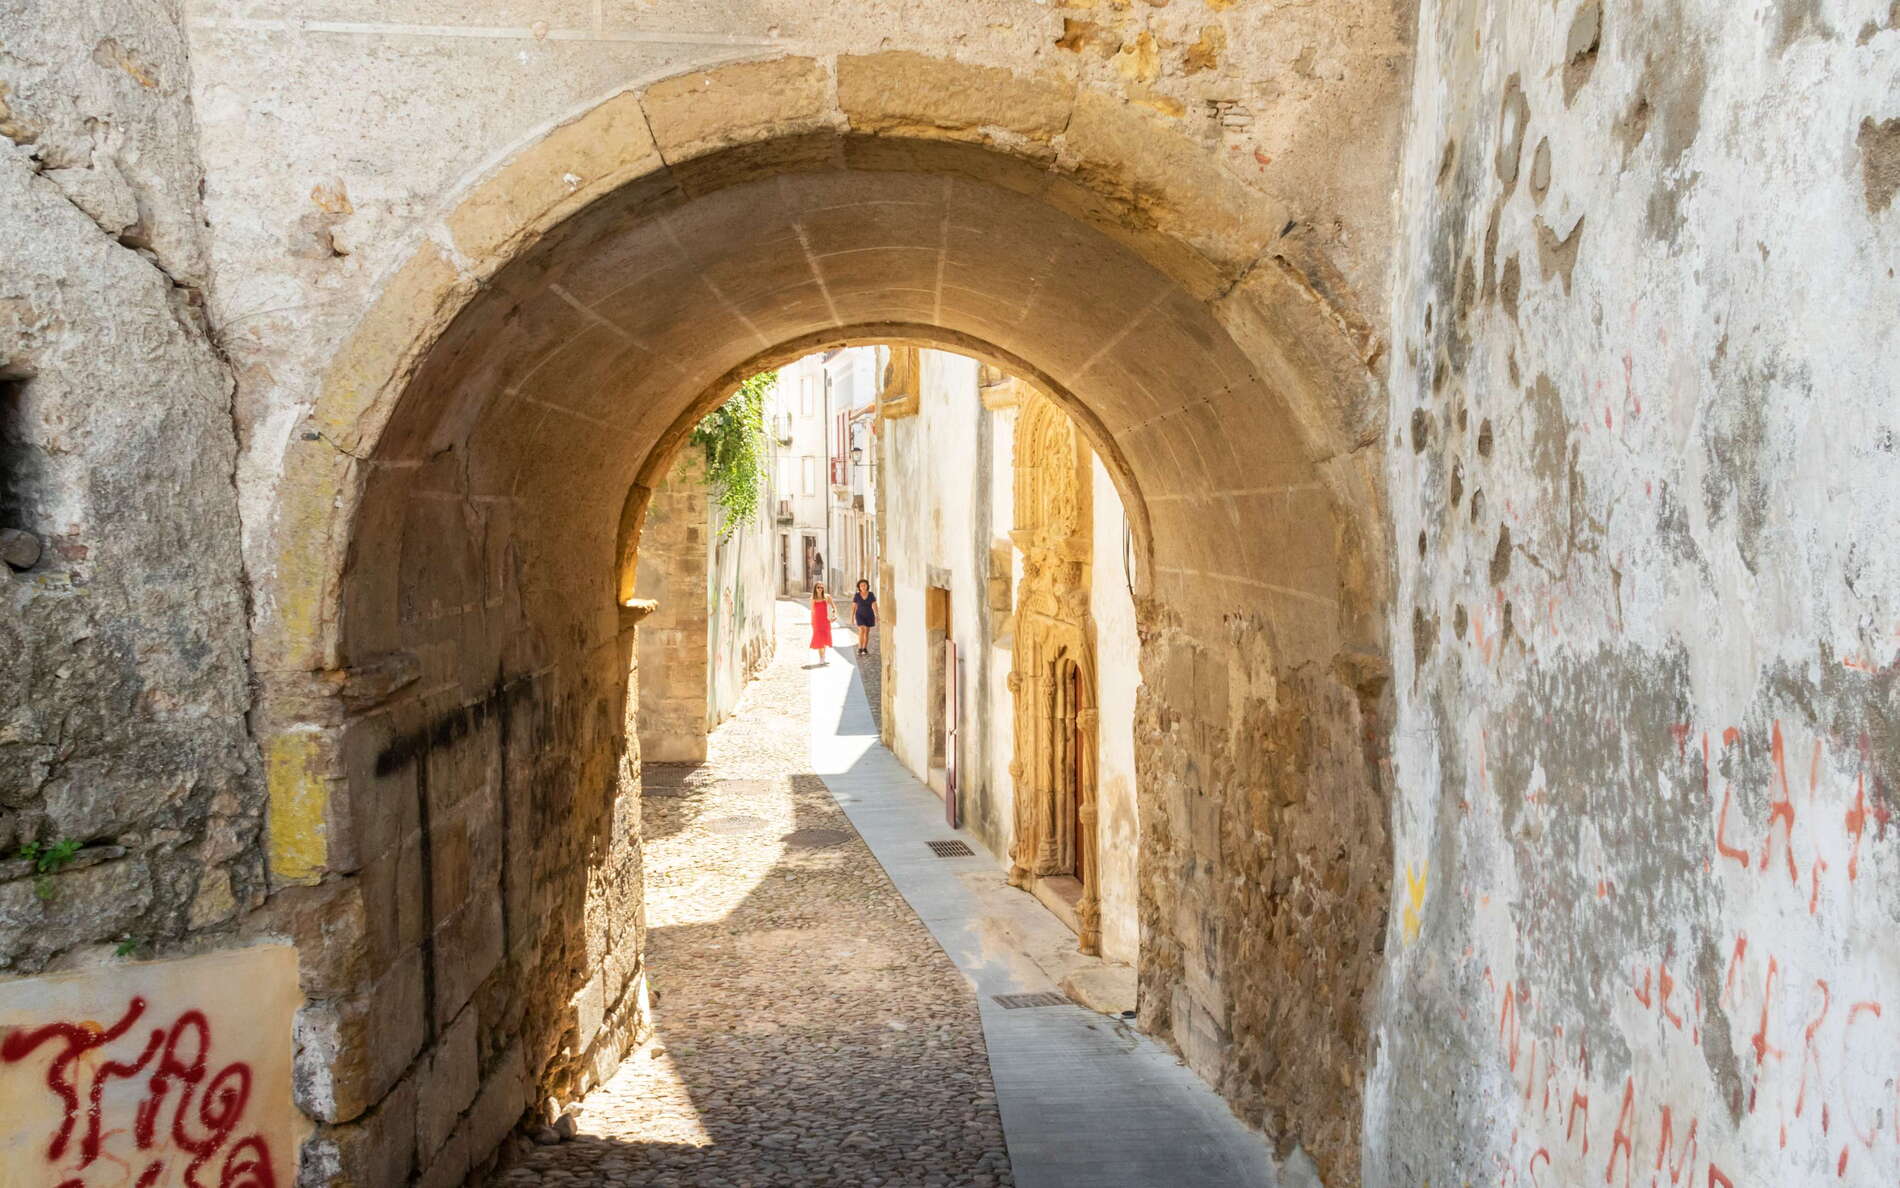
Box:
[992,992,1070,1010]
[927,839,975,858]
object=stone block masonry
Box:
[0,1,1890,1186]
[636,451,712,764]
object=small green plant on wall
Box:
[692,369,776,540]
[17,837,82,901]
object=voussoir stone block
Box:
[641,57,833,164]
[1056,89,1285,293]
[837,52,1075,143]
[446,90,661,270]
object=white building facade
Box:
[770,348,881,599]
[878,349,1142,966]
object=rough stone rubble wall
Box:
[1369,1,1900,1184]
[0,0,259,969]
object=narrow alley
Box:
[494,601,1012,1188]
[492,600,1278,1188]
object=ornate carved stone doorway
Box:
[1005,391,1101,955]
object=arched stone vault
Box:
[254,54,1395,1183]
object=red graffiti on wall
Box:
[0,995,277,1187]
[1699,721,1893,908]
[1487,940,1900,1188]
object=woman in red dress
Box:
[809,582,835,665]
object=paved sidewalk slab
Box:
[810,646,1283,1188]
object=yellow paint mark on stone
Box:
[1402,861,1428,942]
[267,731,327,885]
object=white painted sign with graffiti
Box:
[0,945,304,1188]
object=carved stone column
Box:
[1006,388,1102,954]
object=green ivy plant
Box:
[691,369,776,540]
[17,838,82,901]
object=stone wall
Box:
[636,452,710,763]
[1134,599,1392,1180]
[0,0,259,976]
[1368,2,1900,1184]
[13,5,1428,1184]
[301,443,649,1186]
[707,481,779,730]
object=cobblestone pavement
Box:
[492,600,1012,1188]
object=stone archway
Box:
[250,54,1394,1184]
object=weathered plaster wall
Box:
[1369,2,1900,1185]
[1090,457,1141,967]
[707,493,779,730]
[0,0,259,970]
[883,352,999,823]
[636,451,710,763]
